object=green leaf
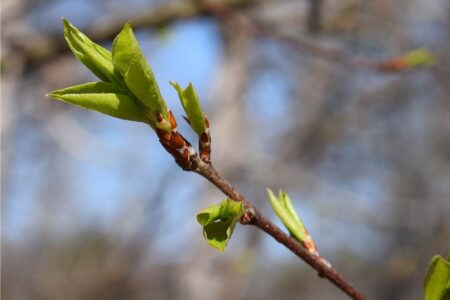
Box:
[111,22,140,76]
[62,18,118,83]
[268,189,307,243]
[112,22,169,130]
[404,48,436,68]
[279,191,307,236]
[48,82,147,123]
[196,198,244,252]
[424,255,450,300]
[170,81,207,135]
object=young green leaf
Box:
[424,255,450,300]
[196,198,244,252]
[268,189,307,242]
[404,48,436,68]
[62,18,118,83]
[170,81,207,136]
[48,82,147,123]
[112,23,169,130]
[111,22,140,76]
[279,191,308,235]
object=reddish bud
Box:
[169,110,178,130]
[379,58,409,72]
[181,148,191,162]
[170,132,186,149]
[203,113,210,128]
[156,128,171,142]
[200,132,210,144]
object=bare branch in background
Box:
[202,1,434,72]
[4,0,268,66]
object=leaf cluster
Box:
[48,19,207,135]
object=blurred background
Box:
[2,0,449,299]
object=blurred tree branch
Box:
[307,0,324,33]
[5,0,433,73]
[202,1,434,72]
[5,0,266,67]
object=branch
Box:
[47,14,371,299]
[167,142,368,300]
[307,0,324,33]
[6,0,267,66]
[201,1,433,72]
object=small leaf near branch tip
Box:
[62,18,117,82]
[267,188,307,243]
[404,48,436,68]
[170,81,206,136]
[380,48,436,71]
[197,212,213,225]
[424,255,450,300]
[196,198,244,251]
[112,21,169,129]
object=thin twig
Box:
[202,1,412,72]
[184,155,367,299]
[5,0,270,67]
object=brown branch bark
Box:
[182,155,367,299]
[158,113,368,299]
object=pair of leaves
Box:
[424,255,450,300]
[48,18,170,130]
[170,81,207,136]
[49,82,147,122]
[267,189,308,243]
[196,198,244,251]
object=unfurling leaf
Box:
[170,81,207,136]
[268,189,329,267]
[62,18,118,83]
[424,255,450,300]
[112,23,170,130]
[48,82,147,122]
[197,198,244,251]
[268,189,307,243]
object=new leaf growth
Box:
[49,18,171,131]
[423,255,450,300]
[171,81,211,163]
[268,189,330,267]
[196,198,244,251]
